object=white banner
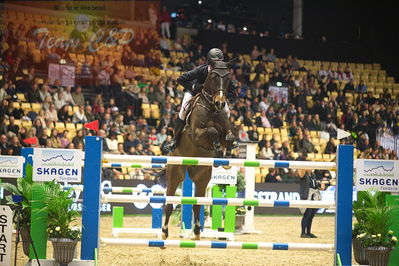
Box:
[48,64,75,87]
[32,148,83,182]
[0,156,25,178]
[210,166,237,185]
[355,159,399,192]
[0,205,13,266]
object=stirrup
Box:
[230,140,239,150]
[165,140,177,152]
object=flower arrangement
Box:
[39,182,81,241]
[357,230,397,249]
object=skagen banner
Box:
[356,159,399,192]
[210,166,238,185]
[0,156,24,178]
[32,148,83,182]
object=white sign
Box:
[32,148,83,182]
[0,205,12,266]
[210,166,237,185]
[356,159,399,192]
[0,156,25,178]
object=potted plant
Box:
[0,165,34,257]
[355,191,399,266]
[235,169,246,230]
[352,190,387,264]
[39,182,81,265]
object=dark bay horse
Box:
[162,59,236,240]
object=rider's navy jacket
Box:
[177,64,209,96]
[177,64,237,99]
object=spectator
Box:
[7,116,19,135]
[45,104,58,123]
[54,90,67,110]
[72,86,85,106]
[265,48,276,62]
[62,86,75,105]
[250,45,260,60]
[356,80,367,93]
[260,141,273,159]
[49,129,61,148]
[0,134,8,155]
[265,168,282,182]
[238,124,249,142]
[72,105,88,123]
[325,137,337,154]
[160,6,171,38]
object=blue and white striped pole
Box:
[81,136,102,260]
[335,145,353,265]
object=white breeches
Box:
[178,92,230,120]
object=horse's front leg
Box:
[206,126,223,157]
[191,166,212,240]
[162,165,184,240]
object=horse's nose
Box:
[215,101,223,111]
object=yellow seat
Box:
[55,122,65,131]
[21,103,32,112]
[31,103,42,113]
[12,102,21,109]
[16,93,26,102]
[142,103,150,109]
[117,135,124,143]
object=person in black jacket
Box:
[165,48,237,152]
[297,168,321,238]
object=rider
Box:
[165,48,237,152]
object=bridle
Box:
[201,63,230,113]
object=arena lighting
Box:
[243,26,248,31]
[276,82,282,86]
[207,19,212,23]
[59,59,66,64]
[198,0,202,4]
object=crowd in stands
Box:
[1,10,399,182]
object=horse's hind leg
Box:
[162,165,185,240]
[190,166,212,240]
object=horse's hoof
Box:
[191,234,200,240]
[160,246,166,250]
[162,228,169,240]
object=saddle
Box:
[183,93,202,125]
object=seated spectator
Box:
[49,129,61,148]
[161,135,173,155]
[7,116,19,135]
[106,131,119,153]
[238,124,249,142]
[9,136,21,155]
[0,134,8,155]
[260,141,273,159]
[342,66,354,81]
[265,168,282,182]
[343,79,355,93]
[54,91,66,110]
[72,129,84,148]
[265,48,276,62]
[325,137,337,154]
[45,104,58,123]
[27,84,41,102]
[59,130,71,148]
[355,80,367,93]
[72,105,88,123]
[250,45,260,60]
[72,86,85,106]
[85,105,96,122]
[58,105,71,122]
[272,113,284,128]
[39,85,51,102]
[62,86,75,105]
[247,125,259,142]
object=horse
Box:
[162,59,237,240]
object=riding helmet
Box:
[207,48,224,66]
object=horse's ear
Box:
[227,57,239,68]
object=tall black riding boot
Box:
[165,118,186,152]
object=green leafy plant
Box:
[0,165,34,227]
[37,182,81,240]
[353,190,399,248]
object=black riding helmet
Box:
[207,48,224,66]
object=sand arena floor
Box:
[15,215,360,266]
